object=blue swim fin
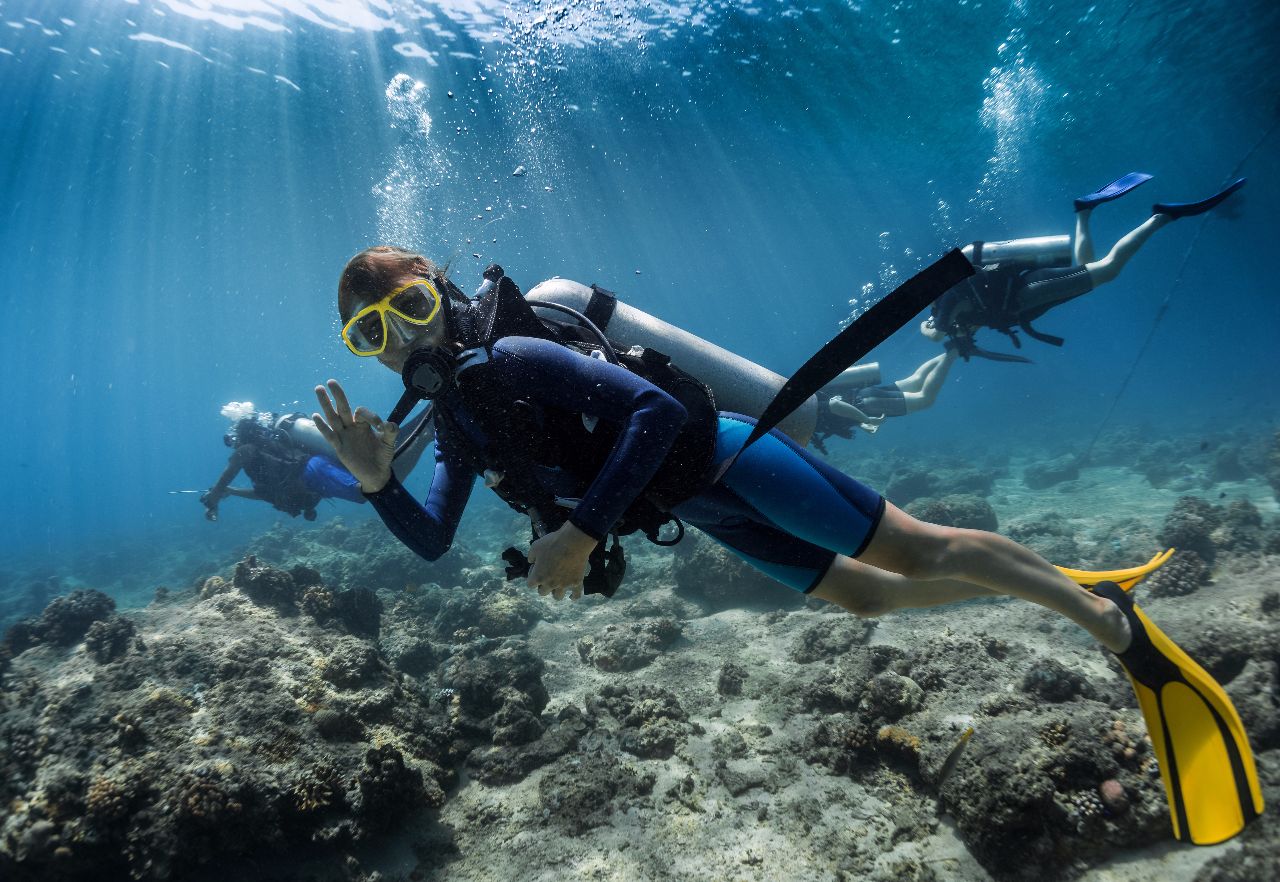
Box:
[1154,177,1246,219]
[1074,172,1154,212]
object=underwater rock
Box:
[860,671,925,722]
[0,572,457,881]
[83,615,139,664]
[1158,497,1221,563]
[468,705,591,785]
[537,750,656,833]
[943,708,1167,879]
[441,639,549,726]
[790,617,876,663]
[356,744,440,826]
[672,532,796,611]
[233,555,299,610]
[576,618,682,672]
[1020,657,1094,703]
[717,662,748,697]
[320,637,386,689]
[588,683,696,759]
[796,647,900,713]
[884,469,939,506]
[804,712,875,776]
[1211,499,1265,556]
[1210,446,1249,483]
[1003,513,1080,566]
[1145,550,1211,598]
[2,589,116,655]
[905,494,998,531]
[1225,659,1280,751]
[1023,454,1079,490]
[1136,440,1194,488]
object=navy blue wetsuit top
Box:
[365,336,689,560]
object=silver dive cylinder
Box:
[526,279,818,446]
[964,235,1072,270]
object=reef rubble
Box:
[2,432,1279,882]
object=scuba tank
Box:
[526,279,819,446]
[272,412,435,482]
[963,235,1072,270]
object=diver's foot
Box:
[1094,592,1133,654]
[1154,177,1246,219]
[1074,172,1153,212]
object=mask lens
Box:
[389,282,440,323]
[346,310,386,353]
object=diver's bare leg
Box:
[812,502,1130,651]
[1085,214,1171,286]
[899,350,956,413]
[1073,208,1096,264]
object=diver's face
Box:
[352,274,447,374]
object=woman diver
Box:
[310,246,1133,651]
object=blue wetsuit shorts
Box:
[673,414,885,593]
[302,456,365,503]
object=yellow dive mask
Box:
[341,279,442,356]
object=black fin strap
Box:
[725,249,975,469]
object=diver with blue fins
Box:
[200,402,432,521]
[924,172,1248,359]
[312,207,1260,845]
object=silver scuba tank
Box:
[963,235,1072,270]
[526,279,819,446]
[276,413,434,481]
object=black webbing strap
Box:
[718,249,974,476]
[586,285,618,330]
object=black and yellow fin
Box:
[1093,581,1263,844]
[1058,548,1175,592]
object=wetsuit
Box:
[934,263,1093,342]
[367,336,884,592]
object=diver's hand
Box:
[527,522,597,601]
[200,491,220,522]
[312,379,398,493]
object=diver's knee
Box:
[1084,259,1118,286]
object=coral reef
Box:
[905,494,998,531]
[588,683,698,759]
[1023,454,1080,490]
[576,618,682,672]
[0,559,475,881]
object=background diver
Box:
[200,403,366,522]
[309,245,1260,845]
[923,172,1248,358]
[812,172,1251,435]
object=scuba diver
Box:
[925,173,1247,358]
[313,245,1261,846]
[202,400,437,522]
[823,350,957,434]
[201,404,366,521]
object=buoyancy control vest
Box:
[232,419,322,518]
[409,272,720,596]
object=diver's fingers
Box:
[312,411,337,443]
[314,385,341,429]
[326,379,355,425]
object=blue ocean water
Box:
[1,0,1277,592]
